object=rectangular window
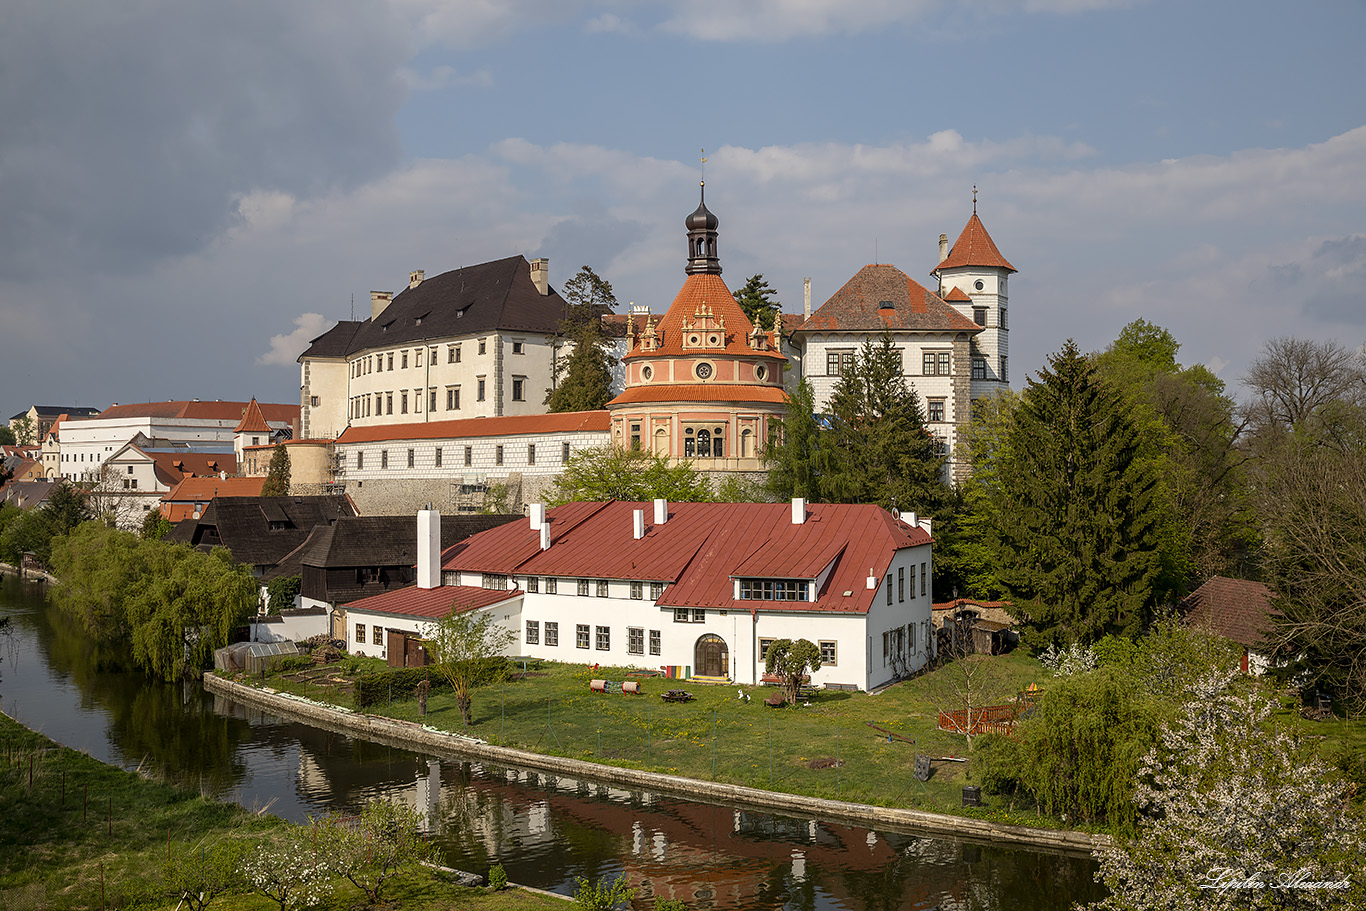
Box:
[130,479,138,489]
[354,623,366,644]
[692,608,705,623]
[477,378,486,401]
[973,308,987,326]
[886,573,893,605]
[628,627,644,655]
[447,387,460,410]
[921,562,927,596]
[527,444,535,465]
[674,608,690,623]
[310,395,319,407]
[759,638,775,661]
[478,339,487,355]
[928,399,945,422]
[546,577,558,595]
[909,566,915,599]
[386,394,393,414]
[908,623,916,650]
[513,341,524,354]
[820,641,837,666]
[1001,308,1008,329]
[381,450,388,469]
[596,579,609,598]
[357,452,364,470]
[576,624,590,649]
[883,631,890,666]
[827,349,855,376]
[525,621,540,645]
[546,622,559,647]
[922,352,935,375]
[430,346,437,363]
[372,625,384,645]
[562,442,570,462]
[650,581,665,599]
[387,353,394,370]
[1000,356,1008,383]
[400,392,408,414]
[495,445,504,466]
[435,448,443,468]
[482,573,508,590]
[402,351,409,369]
[898,567,905,602]
[596,626,610,651]
[738,579,811,601]
[972,358,986,380]
[512,377,526,401]
[407,449,414,468]
[631,581,643,599]
[938,352,950,375]
[415,348,423,367]
[525,576,539,593]
[429,390,437,412]
[649,630,661,656]
[464,446,472,467]
[578,578,590,596]
[448,345,457,363]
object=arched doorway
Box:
[695,634,729,678]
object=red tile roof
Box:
[793,264,981,334]
[1179,576,1278,650]
[162,476,265,505]
[608,384,788,406]
[443,501,931,616]
[934,213,1016,274]
[344,584,521,620]
[335,410,609,445]
[92,401,300,423]
[932,598,1013,613]
[143,451,236,481]
[233,398,272,434]
[623,273,786,362]
[943,287,973,303]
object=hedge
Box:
[354,657,511,707]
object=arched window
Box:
[740,428,753,458]
[696,429,712,457]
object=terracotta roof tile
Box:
[92,401,300,424]
[934,213,1016,273]
[233,398,272,434]
[1179,576,1278,650]
[622,273,785,362]
[344,584,521,620]
[336,410,609,445]
[607,384,788,406]
[793,264,981,334]
[162,477,265,505]
[943,287,973,302]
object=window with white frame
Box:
[525,620,539,645]
[649,630,661,655]
[546,577,558,594]
[525,576,538,593]
[819,640,837,665]
[595,626,610,650]
[650,581,665,599]
[631,581,643,599]
[576,624,589,648]
[673,608,690,623]
[628,627,644,655]
[596,579,609,598]
[546,622,559,646]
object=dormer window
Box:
[738,579,810,601]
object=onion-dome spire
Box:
[685,181,721,275]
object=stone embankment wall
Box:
[203,673,1107,855]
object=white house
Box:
[341,500,935,693]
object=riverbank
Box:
[205,672,1107,855]
[0,709,572,910]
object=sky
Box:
[2,0,1364,417]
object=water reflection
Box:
[1,574,1103,910]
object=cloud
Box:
[398,65,494,91]
[0,0,410,283]
[259,314,331,366]
[1296,235,1366,324]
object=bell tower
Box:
[684,182,721,276]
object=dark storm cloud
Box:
[534,204,647,300]
[1296,235,1366,325]
[0,0,411,281]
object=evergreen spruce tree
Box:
[260,443,291,497]
[820,335,947,513]
[764,379,822,501]
[990,340,1164,645]
[733,274,779,329]
[546,265,618,412]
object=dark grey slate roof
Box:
[297,321,362,360]
[302,256,569,361]
[166,495,358,569]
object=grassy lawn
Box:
[0,712,567,911]
[248,650,1058,828]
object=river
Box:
[0,572,1102,910]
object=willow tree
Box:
[989,340,1166,645]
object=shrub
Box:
[573,875,638,910]
[488,863,508,891]
[354,658,511,707]
[266,576,302,612]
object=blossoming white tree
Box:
[1087,671,1363,911]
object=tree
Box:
[260,443,291,497]
[161,839,247,911]
[546,446,713,505]
[11,415,35,446]
[1088,672,1365,911]
[425,605,514,728]
[0,425,15,446]
[1242,336,1366,441]
[548,265,619,413]
[764,380,822,502]
[763,638,821,705]
[141,506,173,540]
[733,274,779,330]
[242,829,330,911]
[922,640,1018,753]
[988,340,1167,646]
[314,800,434,904]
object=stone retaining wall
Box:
[203,673,1107,855]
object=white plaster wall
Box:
[251,612,330,644]
[338,428,609,483]
[346,596,523,661]
[301,358,350,441]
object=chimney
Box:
[529,502,545,530]
[633,508,645,540]
[529,258,549,295]
[417,508,441,589]
[653,498,668,525]
[540,521,551,550]
[371,290,393,320]
[867,568,877,590]
[803,277,812,319]
[792,497,806,525]
[938,233,949,263]
[409,269,424,290]
[920,517,933,537]
[907,511,918,528]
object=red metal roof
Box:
[336,410,609,445]
[443,501,931,616]
[345,584,521,620]
[607,384,788,406]
[934,213,1017,273]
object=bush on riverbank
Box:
[354,658,511,708]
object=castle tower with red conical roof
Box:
[931,199,1016,392]
[606,185,789,472]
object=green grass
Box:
[250,650,1061,829]
[0,712,567,910]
